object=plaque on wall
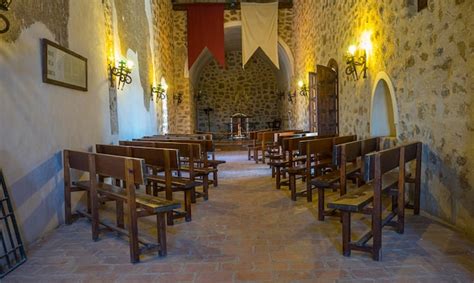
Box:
[41,39,88,91]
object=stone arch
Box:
[370,71,399,137]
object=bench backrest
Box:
[333,137,381,166]
[137,138,213,154]
[97,144,180,171]
[120,140,201,160]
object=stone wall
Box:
[196,51,280,134]
[169,8,294,133]
[290,0,474,236]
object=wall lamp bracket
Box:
[151,84,167,101]
[173,93,183,105]
[0,0,12,34]
[345,49,367,81]
[109,59,133,90]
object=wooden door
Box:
[315,64,339,135]
[308,72,318,133]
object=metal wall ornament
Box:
[173,93,183,105]
[297,80,309,97]
[0,0,12,34]
[150,84,167,101]
[109,59,133,90]
[344,45,367,81]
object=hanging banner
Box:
[187,4,225,69]
[241,2,279,69]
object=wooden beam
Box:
[172,1,293,11]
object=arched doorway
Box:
[370,72,398,137]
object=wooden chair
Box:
[327,142,421,260]
[64,150,180,263]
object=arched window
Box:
[370,72,398,137]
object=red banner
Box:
[187,4,225,69]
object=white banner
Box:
[241,2,279,69]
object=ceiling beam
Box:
[172,1,293,11]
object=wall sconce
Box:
[151,83,167,101]
[173,93,183,105]
[109,58,133,90]
[287,91,296,103]
[297,80,308,97]
[345,31,372,81]
[0,0,12,34]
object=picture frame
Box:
[41,38,88,91]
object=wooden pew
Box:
[119,140,213,202]
[96,144,196,225]
[308,137,381,221]
[137,137,225,187]
[64,150,180,263]
[247,130,267,161]
[327,142,422,260]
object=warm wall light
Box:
[109,58,133,90]
[173,93,183,105]
[0,0,12,34]
[345,31,372,81]
[151,82,167,101]
[297,80,308,97]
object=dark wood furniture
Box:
[64,150,180,263]
[327,142,422,260]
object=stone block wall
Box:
[196,51,280,135]
[168,8,294,134]
[290,0,474,237]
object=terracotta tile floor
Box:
[5,151,474,282]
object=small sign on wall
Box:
[41,39,88,91]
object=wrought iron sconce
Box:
[297,80,308,97]
[0,0,12,34]
[173,93,183,105]
[109,59,133,90]
[287,91,296,104]
[345,45,367,81]
[150,83,167,101]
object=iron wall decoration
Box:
[173,93,183,105]
[109,59,133,90]
[297,80,309,97]
[150,84,167,101]
[41,39,88,91]
[344,46,367,81]
[0,0,12,34]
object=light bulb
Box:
[348,45,357,56]
[126,60,134,69]
[297,80,304,88]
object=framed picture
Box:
[41,38,88,91]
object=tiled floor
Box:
[5,151,474,282]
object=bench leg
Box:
[248,149,251,160]
[213,166,218,187]
[127,205,140,263]
[157,212,167,256]
[275,167,281,190]
[290,174,296,201]
[398,184,405,234]
[414,182,420,215]
[116,200,124,228]
[255,148,259,164]
[191,188,197,204]
[307,183,313,203]
[203,175,209,201]
[185,189,192,222]
[372,202,382,261]
[271,165,275,178]
[317,188,325,221]
[64,184,72,225]
[342,211,351,257]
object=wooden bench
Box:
[119,140,214,202]
[327,142,422,260]
[64,150,180,263]
[138,137,225,187]
[96,144,195,225]
[306,137,380,220]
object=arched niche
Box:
[370,72,398,137]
